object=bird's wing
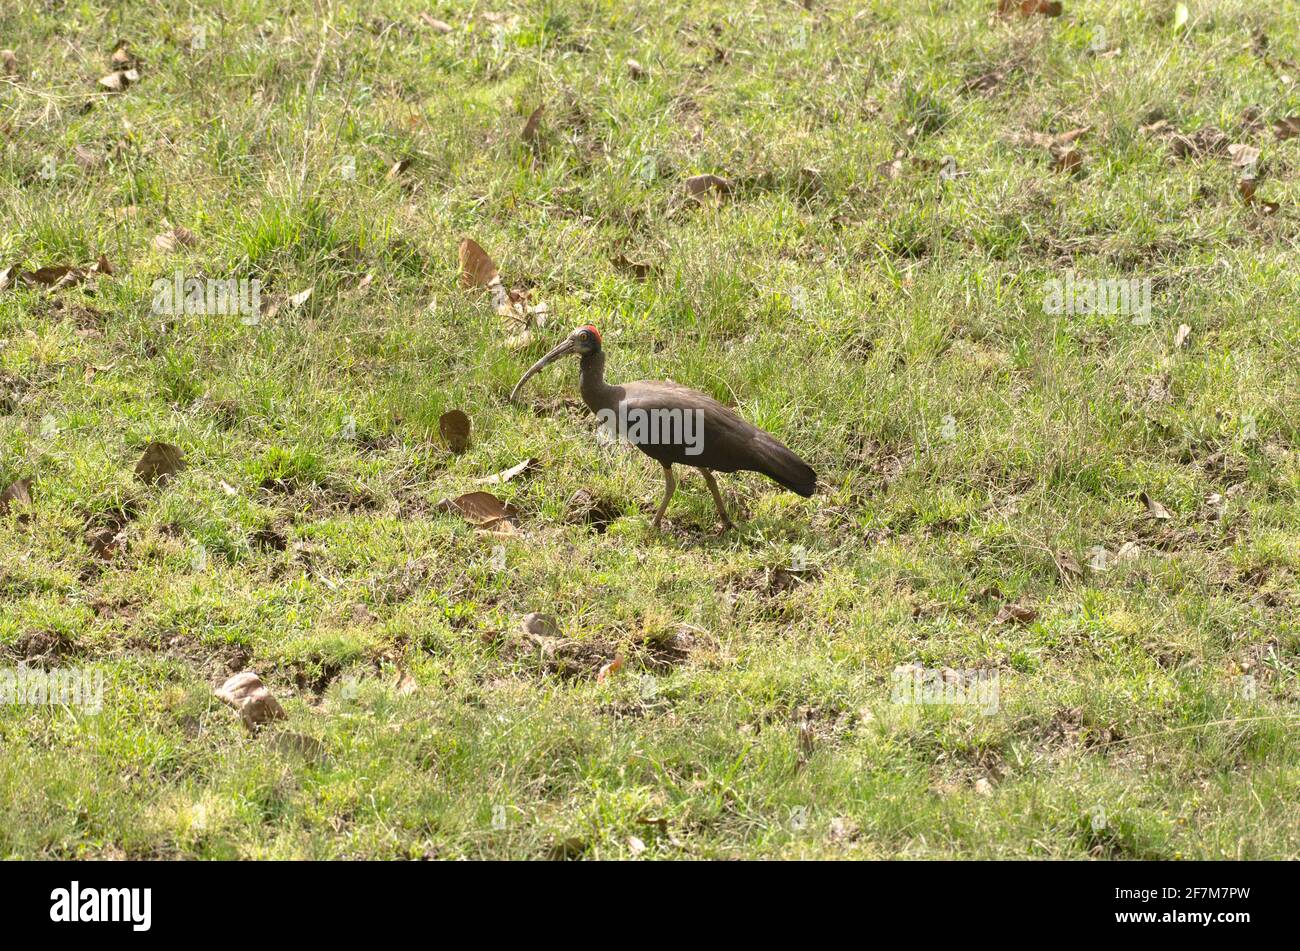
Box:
[619,380,740,419]
[613,381,816,496]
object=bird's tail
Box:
[755,435,817,497]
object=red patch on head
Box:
[580,324,602,343]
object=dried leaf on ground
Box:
[613,253,656,280]
[684,173,732,201]
[458,237,499,289]
[419,14,454,33]
[521,105,544,144]
[439,409,471,453]
[0,477,33,515]
[110,41,135,69]
[1140,492,1172,520]
[998,0,1062,16]
[994,603,1038,625]
[1055,550,1082,580]
[98,68,139,92]
[1274,116,1300,140]
[475,457,539,485]
[153,224,197,253]
[433,491,520,526]
[1227,143,1261,169]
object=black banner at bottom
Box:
[0,859,1279,937]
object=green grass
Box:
[1,0,1298,859]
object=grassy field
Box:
[1,0,1298,859]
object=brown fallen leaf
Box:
[97,68,139,92]
[475,457,539,485]
[963,68,1005,93]
[386,158,411,180]
[1,49,18,78]
[74,144,104,169]
[521,105,544,144]
[1055,550,1083,580]
[215,670,286,731]
[288,287,313,308]
[23,265,77,287]
[1052,147,1084,174]
[433,491,520,526]
[613,253,655,280]
[419,13,454,33]
[0,477,33,516]
[596,655,624,683]
[439,409,471,453]
[1274,116,1300,141]
[1139,492,1172,520]
[1169,126,1228,159]
[994,603,1038,625]
[1173,323,1191,350]
[458,237,499,289]
[394,670,418,695]
[505,329,533,350]
[110,41,135,69]
[999,0,1062,15]
[1228,143,1261,170]
[134,441,185,486]
[1019,127,1089,173]
[153,224,197,253]
[1115,541,1142,562]
[684,173,732,201]
[876,158,905,179]
[626,58,646,79]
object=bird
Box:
[509,324,816,530]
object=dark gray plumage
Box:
[510,325,816,529]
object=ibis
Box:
[510,325,816,530]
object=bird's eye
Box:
[579,331,591,341]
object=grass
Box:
[1,0,1298,859]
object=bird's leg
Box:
[652,463,676,530]
[696,468,734,531]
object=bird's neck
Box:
[579,350,614,410]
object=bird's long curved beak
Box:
[509,337,576,403]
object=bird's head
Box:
[509,325,602,402]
